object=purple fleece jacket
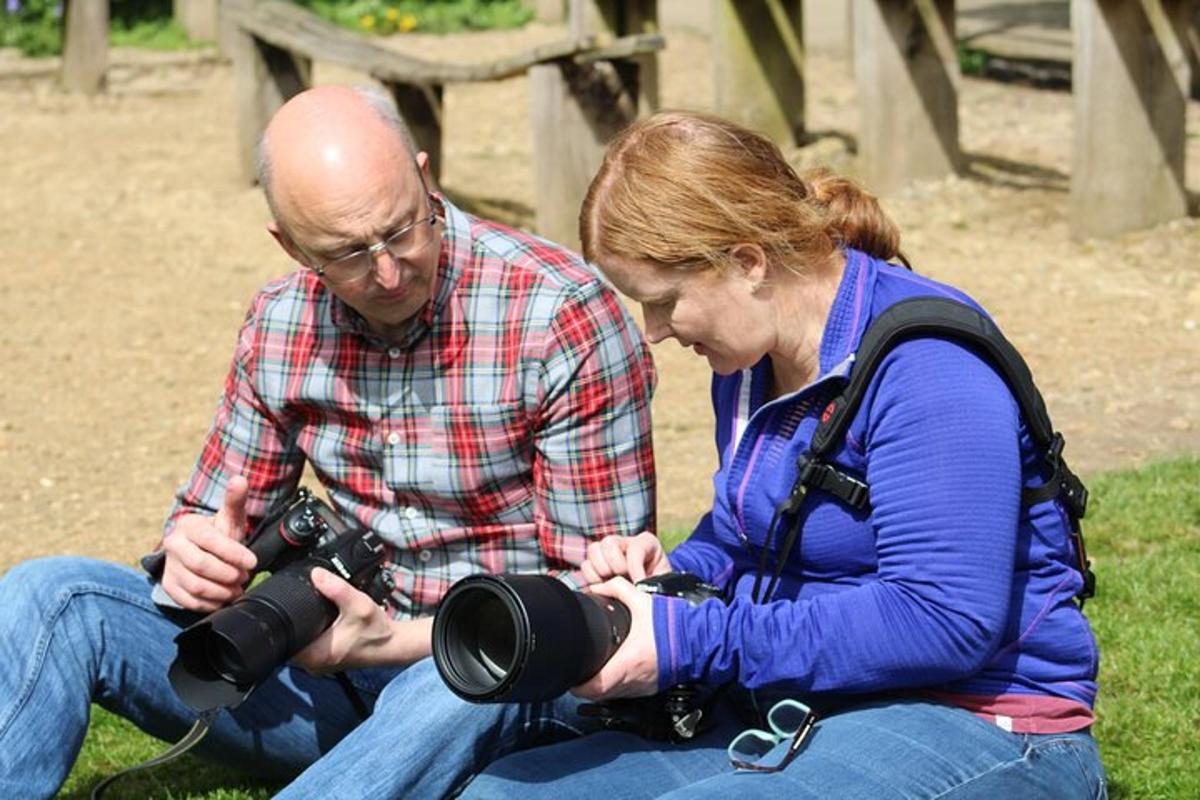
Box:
[653,250,1098,731]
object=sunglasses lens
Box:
[768,700,812,736]
[729,730,778,763]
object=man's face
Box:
[278,156,443,338]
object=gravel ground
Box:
[0,24,1197,571]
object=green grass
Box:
[63,457,1199,798]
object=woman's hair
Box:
[580,110,905,274]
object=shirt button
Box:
[418,549,432,563]
[387,347,402,359]
[386,432,401,446]
[404,506,419,520]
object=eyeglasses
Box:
[306,193,442,286]
[727,698,817,773]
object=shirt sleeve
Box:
[532,282,658,585]
[161,305,306,542]
[654,338,1023,691]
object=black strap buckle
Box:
[795,453,870,511]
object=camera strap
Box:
[753,296,1095,607]
[89,709,219,800]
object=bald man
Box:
[0,86,656,798]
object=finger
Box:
[173,533,248,585]
[597,536,629,578]
[584,541,614,581]
[215,475,250,541]
[625,537,657,583]
[580,561,602,586]
[163,571,239,610]
[192,527,257,572]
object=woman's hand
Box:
[581,532,673,586]
[290,568,432,673]
[571,577,659,701]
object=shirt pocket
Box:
[425,402,534,521]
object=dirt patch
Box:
[0,26,1197,571]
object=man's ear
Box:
[729,243,769,288]
[267,221,308,266]
[415,151,436,190]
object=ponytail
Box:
[803,168,907,266]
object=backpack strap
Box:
[789,296,1095,603]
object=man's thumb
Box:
[217,475,250,539]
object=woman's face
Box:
[600,254,771,375]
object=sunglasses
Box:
[727,698,817,773]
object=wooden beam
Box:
[530,59,639,249]
[61,0,107,95]
[854,0,960,194]
[713,0,805,146]
[1070,0,1190,238]
[384,82,444,184]
[570,0,660,114]
[230,20,311,184]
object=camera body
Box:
[168,488,394,711]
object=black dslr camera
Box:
[158,488,394,711]
[431,570,722,741]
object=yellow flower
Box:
[360,13,376,29]
[384,7,398,21]
[399,13,417,32]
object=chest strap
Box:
[789,296,1095,603]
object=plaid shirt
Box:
[164,198,656,618]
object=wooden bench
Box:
[221,0,663,245]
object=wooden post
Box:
[384,82,445,184]
[230,27,312,184]
[530,60,639,249]
[61,0,107,95]
[174,0,219,41]
[854,0,960,195]
[803,0,852,57]
[1070,0,1190,239]
[534,0,566,24]
[570,0,659,114]
[713,0,805,146]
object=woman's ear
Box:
[729,243,769,290]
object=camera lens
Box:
[432,574,631,704]
[206,632,250,684]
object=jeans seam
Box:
[926,746,1028,800]
[0,582,160,741]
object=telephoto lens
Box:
[168,528,389,711]
[432,574,631,703]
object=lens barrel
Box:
[432,574,631,703]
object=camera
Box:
[431,569,722,735]
[167,488,394,711]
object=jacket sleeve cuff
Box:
[652,595,690,689]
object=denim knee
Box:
[0,556,147,618]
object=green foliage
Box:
[61,458,1200,798]
[957,43,991,77]
[0,0,530,57]
[0,0,185,56]
[296,0,533,36]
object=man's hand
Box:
[571,577,659,701]
[580,532,672,586]
[290,568,432,674]
[161,475,257,612]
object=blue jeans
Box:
[0,557,591,799]
[461,694,1108,800]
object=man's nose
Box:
[371,249,402,289]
